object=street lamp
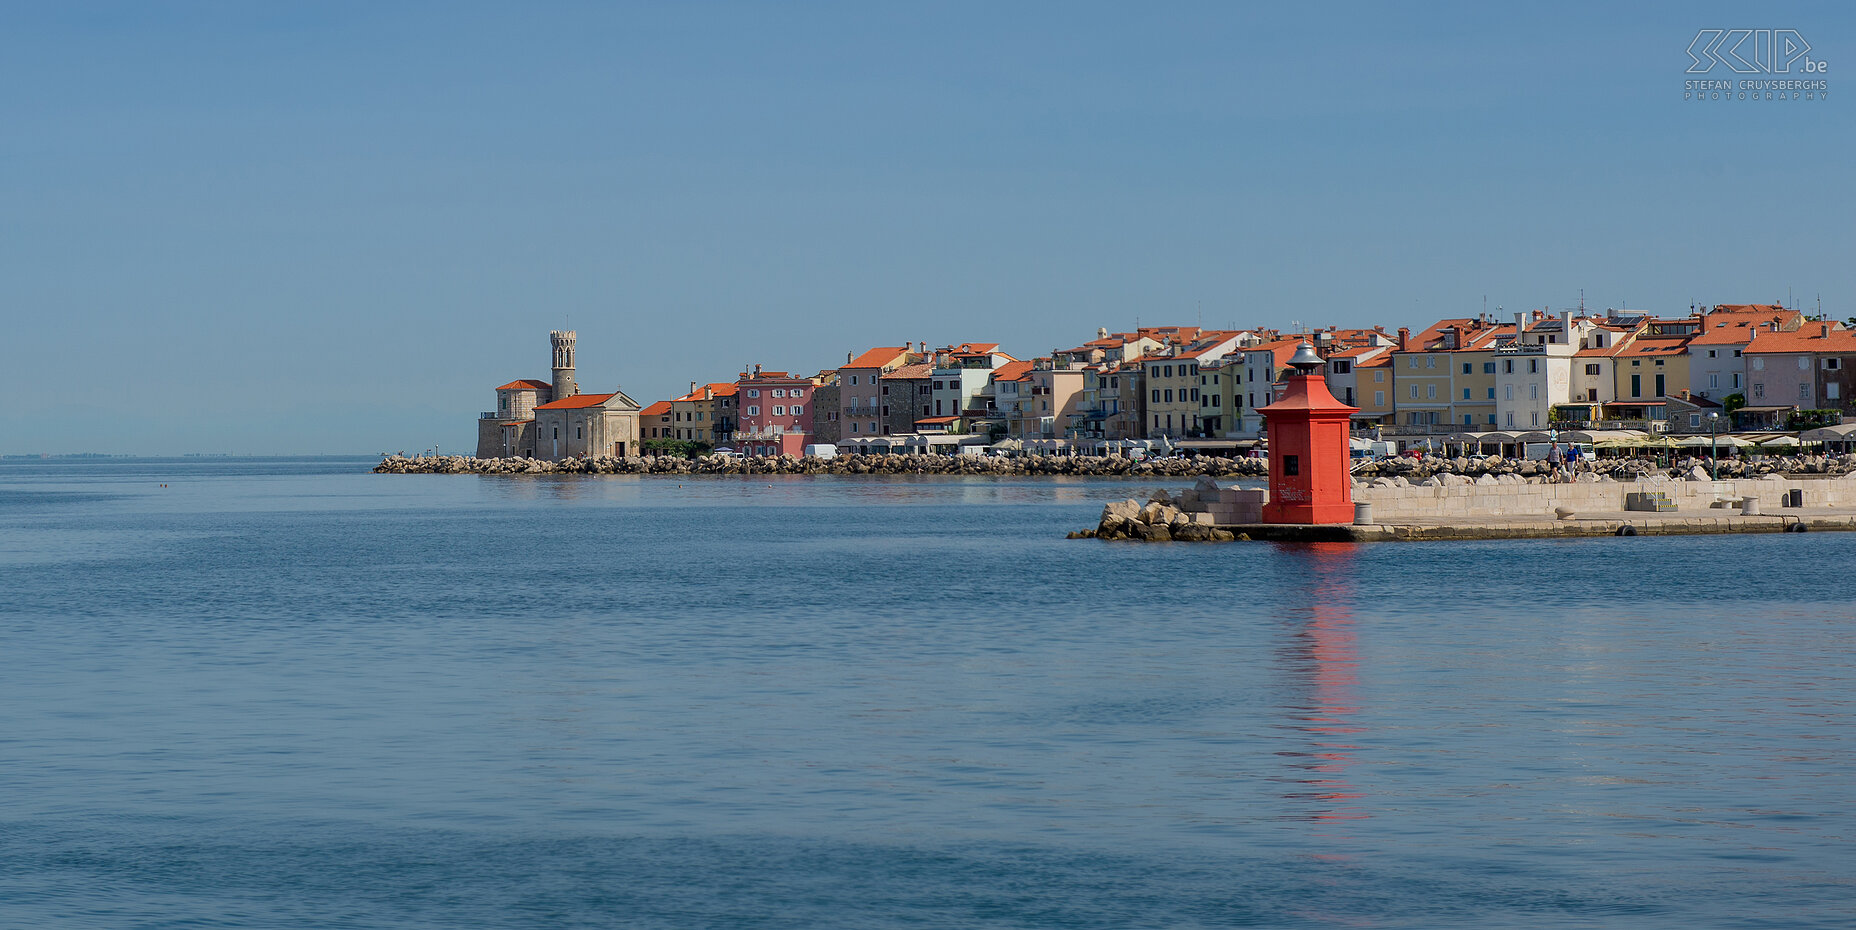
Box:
[1709,412,1720,480]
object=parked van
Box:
[803,443,838,459]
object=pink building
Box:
[838,345,919,436]
[733,367,817,456]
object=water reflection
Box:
[1274,543,1369,826]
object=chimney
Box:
[1560,310,1572,344]
[1823,323,1832,338]
[847,351,853,364]
[1397,327,1410,351]
[753,363,761,376]
[689,381,697,395]
[918,341,926,353]
[1514,312,1525,341]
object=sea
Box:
[1,456,1851,929]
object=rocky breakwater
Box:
[373,452,1275,478]
[1076,483,1242,542]
[1350,452,1856,482]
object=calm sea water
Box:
[1,457,1851,928]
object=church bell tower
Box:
[550,330,578,399]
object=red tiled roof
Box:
[640,401,672,417]
[916,415,961,424]
[534,393,618,410]
[496,379,551,392]
[992,360,1036,382]
[1688,321,1767,346]
[1616,337,1692,357]
[886,363,936,379]
[844,346,913,370]
[1745,326,1856,353]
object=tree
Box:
[1722,393,1747,413]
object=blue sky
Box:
[1,2,1848,454]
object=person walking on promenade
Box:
[1547,441,1563,481]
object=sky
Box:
[1,1,1849,454]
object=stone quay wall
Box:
[1352,472,1856,520]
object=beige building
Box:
[532,390,641,459]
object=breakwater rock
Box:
[376,449,1856,478]
[377,450,1856,481]
[372,452,1271,478]
[1348,452,1856,482]
[1079,486,1240,542]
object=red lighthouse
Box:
[1260,342,1358,524]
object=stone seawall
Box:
[376,450,1856,481]
[1355,471,1856,519]
[372,452,1269,478]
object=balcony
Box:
[480,411,502,419]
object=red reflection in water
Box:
[1278,542,1369,826]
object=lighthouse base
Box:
[1260,500,1357,525]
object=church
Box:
[475,330,642,460]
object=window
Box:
[1484,362,1495,374]
[1211,395,1220,407]
[1375,390,1384,406]
[1733,374,1741,388]
[1164,365,1174,377]
[1409,385,1419,399]
[1426,385,1436,399]
[1631,360,1641,367]
[1504,384,1513,400]
[1585,363,1600,375]
[1426,356,1436,368]
[1530,384,1538,400]
[1800,383,1810,400]
[1708,350,1717,358]
[1827,358,1843,370]
[791,405,803,416]
[1487,387,1495,399]
[1655,359,1665,367]
[1709,374,1719,388]
[1488,414,1497,424]
[576,425,582,439]
[1655,374,1664,396]
[1462,388,1471,400]
[1163,390,1173,403]
[1463,362,1472,374]
[1831,383,1842,400]
[1630,375,1641,398]
[1283,454,1299,476]
[1528,359,1538,374]
[771,389,785,398]
[1374,370,1385,383]
[1506,412,1514,426]
[747,405,760,416]
[1690,414,1701,428]
[1733,350,1742,357]
[1190,389,1199,401]
[747,389,760,398]
[1799,357,1811,370]
[1408,356,1419,369]
[1754,383,1764,398]
[1504,360,1514,374]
